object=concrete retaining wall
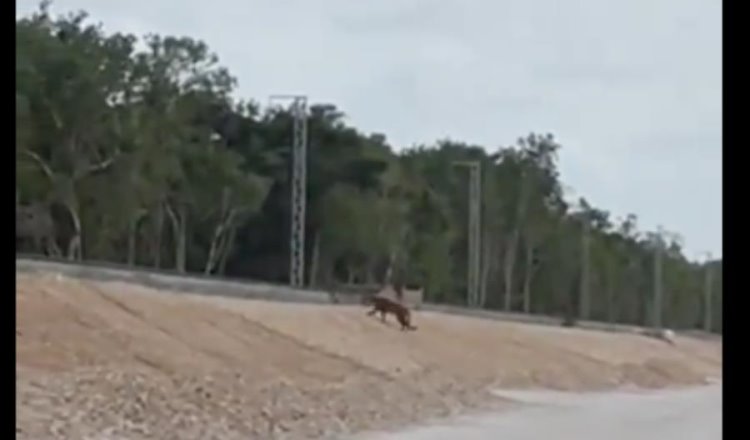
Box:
[16,257,332,304]
[15,256,718,340]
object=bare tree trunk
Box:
[67,235,81,260]
[176,205,187,273]
[166,203,187,273]
[309,230,321,287]
[607,279,616,324]
[384,250,396,285]
[165,204,178,267]
[18,150,81,260]
[523,238,534,314]
[17,203,61,257]
[384,223,408,286]
[205,189,235,274]
[127,211,147,266]
[64,202,83,261]
[153,204,164,269]
[205,216,235,274]
[217,226,236,276]
[503,171,531,311]
[220,226,233,266]
[365,258,378,284]
[479,235,493,308]
[205,233,222,274]
[45,236,62,257]
[127,219,137,266]
[213,231,230,274]
[503,231,519,311]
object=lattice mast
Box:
[454,161,482,307]
[270,95,308,288]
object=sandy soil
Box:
[16,273,722,439]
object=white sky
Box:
[17,0,722,258]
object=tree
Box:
[17,5,136,259]
[15,3,721,333]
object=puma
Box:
[364,295,417,331]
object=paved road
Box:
[355,384,722,440]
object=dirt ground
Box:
[16,273,722,440]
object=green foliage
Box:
[16,3,721,332]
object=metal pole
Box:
[269,95,308,288]
[469,163,481,307]
[453,161,482,307]
[579,219,591,320]
[653,226,664,329]
[703,252,713,332]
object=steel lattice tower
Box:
[454,161,482,308]
[270,95,308,288]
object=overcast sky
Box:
[17,0,722,258]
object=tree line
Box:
[16,3,722,332]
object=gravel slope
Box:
[16,273,722,439]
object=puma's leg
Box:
[398,312,415,331]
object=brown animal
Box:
[365,295,417,331]
[373,283,424,309]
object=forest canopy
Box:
[16,2,722,332]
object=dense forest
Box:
[15,3,722,332]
